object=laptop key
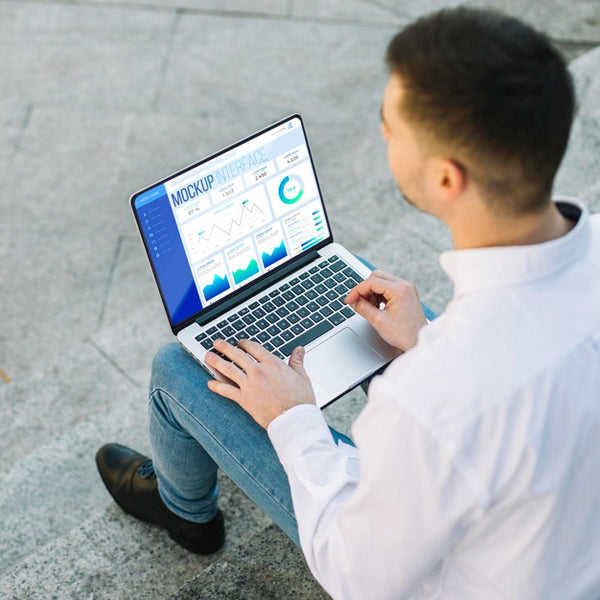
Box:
[276,306,289,317]
[291,323,304,335]
[341,306,355,318]
[271,335,284,347]
[343,267,361,280]
[207,326,218,335]
[329,313,345,326]
[280,320,334,356]
[281,329,294,341]
[267,325,280,336]
[221,325,236,337]
[288,313,300,324]
[195,332,207,341]
[257,331,270,343]
[301,318,314,329]
[297,306,310,318]
[296,294,309,306]
[201,339,214,350]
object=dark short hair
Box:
[386,7,575,214]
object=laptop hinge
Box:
[194,250,320,327]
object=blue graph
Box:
[203,273,230,301]
[261,240,288,269]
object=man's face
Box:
[380,74,428,212]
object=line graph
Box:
[183,189,272,261]
[202,200,264,242]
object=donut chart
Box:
[278,174,304,205]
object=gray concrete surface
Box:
[1,1,599,599]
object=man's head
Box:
[382,7,575,217]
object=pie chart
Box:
[278,174,304,204]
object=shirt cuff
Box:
[268,404,342,468]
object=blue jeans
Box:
[149,343,354,546]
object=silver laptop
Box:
[131,114,397,408]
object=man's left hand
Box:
[205,339,316,429]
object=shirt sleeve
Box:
[268,388,480,600]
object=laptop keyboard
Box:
[194,255,363,359]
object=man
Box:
[97,7,600,599]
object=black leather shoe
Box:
[95,443,225,555]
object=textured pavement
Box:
[1,1,599,598]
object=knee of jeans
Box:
[150,343,185,393]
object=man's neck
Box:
[450,200,576,250]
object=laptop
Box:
[130,114,397,408]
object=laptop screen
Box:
[131,115,332,330]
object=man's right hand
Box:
[345,270,428,353]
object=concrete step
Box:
[169,524,329,600]
[0,476,273,600]
[0,331,274,599]
[0,340,138,473]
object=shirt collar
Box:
[440,197,591,298]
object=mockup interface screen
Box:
[133,116,331,327]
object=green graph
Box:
[232,258,259,284]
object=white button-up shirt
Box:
[269,198,600,600]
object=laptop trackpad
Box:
[304,327,383,393]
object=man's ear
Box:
[436,158,467,204]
